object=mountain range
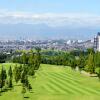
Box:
[0,23,99,40]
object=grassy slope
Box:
[0,63,100,100]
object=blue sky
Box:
[0,0,99,14]
[0,0,99,40]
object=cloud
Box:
[0,9,100,28]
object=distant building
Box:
[94,32,100,51]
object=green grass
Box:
[0,63,100,100]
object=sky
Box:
[0,0,100,14]
[0,0,100,40]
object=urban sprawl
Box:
[0,38,94,52]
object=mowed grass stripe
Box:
[61,70,84,80]
[50,72,80,84]
[37,71,97,95]
[41,84,57,93]
[56,72,100,94]
[48,78,75,94]
[50,74,89,94]
[63,67,82,79]
[35,71,69,94]
[35,65,100,95]
[46,83,68,94]
[39,72,74,94]
[45,73,90,95]
[62,71,90,81]
[42,72,85,95]
[64,67,92,81]
[50,73,100,95]
[40,72,76,94]
[49,73,93,95]
[50,72,83,85]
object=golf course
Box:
[0,63,100,100]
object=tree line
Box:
[41,49,100,80]
[0,48,41,98]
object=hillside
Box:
[0,64,100,100]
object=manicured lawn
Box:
[0,63,100,100]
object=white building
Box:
[94,32,100,52]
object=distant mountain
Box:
[0,23,99,40]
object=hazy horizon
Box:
[0,0,100,40]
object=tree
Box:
[28,84,32,91]
[34,47,41,70]
[13,65,22,83]
[28,52,34,66]
[8,79,13,88]
[85,52,95,74]
[8,66,13,78]
[24,50,35,76]
[77,51,85,72]
[70,59,77,70]
[94,52,100,69]
[87,48,94,55]
[21,68,32,94]
[0,66,7,91]
[0,53,7,63]
[8,66,13,88]
[22,53,27,65]
[21,69,26,84]
[21,85,26,98]
[28,67,35,76]
[95,67,100,80]
[21,68,29,88]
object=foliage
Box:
[0,66,7,91]
[0,53,7,63]
[84,52,95,74]
[8,66,13,88]
[95,67,100,80]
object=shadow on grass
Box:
[14,84,22,86]
[24,96,30,99]
[90,75,97,77]
[0,89,9,96]
[0,87,13,95]
[1,88,9,92]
